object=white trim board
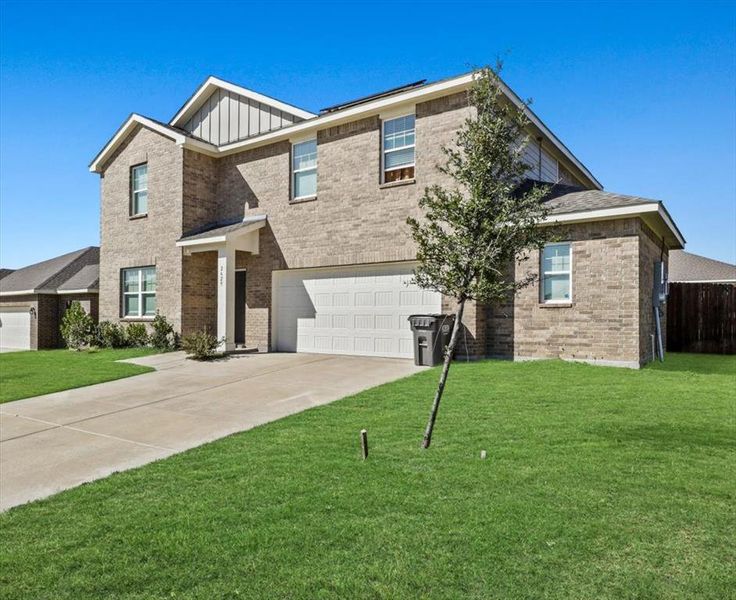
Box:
[542,203,686,249]
[170,76,316,128]
[90,71,601,189]
[89,114,219,172]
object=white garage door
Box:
[273,263,441,358]
[0,309,31,350]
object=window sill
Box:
[121,316,155,322]
[290,195,317,205]
[538,302,573,309]
[129,213,148,221]
[379,178,416,190]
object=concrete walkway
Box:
[0,352,424,511]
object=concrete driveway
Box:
[0,352,424,511]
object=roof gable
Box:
[170,76,315,145]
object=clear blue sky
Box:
[1,1,734,269]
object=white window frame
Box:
[381,113,415,183]
[291,139,317,200]
[121,266,156,318]
[541,242,572,304]
[131,163,148,216]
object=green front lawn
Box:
[0,348,159,403]
[1,354,734,599]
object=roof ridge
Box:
[35,247,98,291]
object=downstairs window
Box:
[122,267,156,317]
[541,243,572,303]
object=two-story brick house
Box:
[90,71,684,367]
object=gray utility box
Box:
[407,314,455,366]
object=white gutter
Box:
[0,288,56,296]
[56,288,99,295]
[543,203,686,248]
[176,216,267,248]
[91,71,601,189]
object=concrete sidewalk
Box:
[0,352,424,511]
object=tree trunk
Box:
[422,297,467,449]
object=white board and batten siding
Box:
[183,88,305,146]
[273,263,441,359]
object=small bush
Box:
[150,313,176,350]
[96,321,127,348]
[181,330,222,360]
[60,301,94,350]
[125,323,149,347]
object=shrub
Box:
[60,301,94,350]
[150,313,176,350]
[125,323,149,347]
[181,330,222,360]
[96,321,127,348]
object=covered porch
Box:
[176,215,266,352]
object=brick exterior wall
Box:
[99,124,185,332]
[486,218,666,367]
[639,223,669,363]
[218,93,474,350]
[97,91,671,366]
[0,293,98,349]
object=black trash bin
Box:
[407,314,455,366]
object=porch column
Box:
[217,244,236,352]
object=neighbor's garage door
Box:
[0,309,31,350]
[273,263,441,358]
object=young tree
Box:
[407,64,552,449]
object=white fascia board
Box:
[215,74,476,157]
[90,114,219,171]
[495,78,602,190]
[170,76,316,128]
[176,235,228,248]
[542,203,661,225]
[176,219,267,249]
[212,72,600,190]
[0,288,55,296]
[543,203,686,248]
[56,288,99,295]
[655,203,687,248]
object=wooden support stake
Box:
[360,429,368,460]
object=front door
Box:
[235,270,246,346]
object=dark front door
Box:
[235,271,246,346]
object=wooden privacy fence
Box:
[667,283,736,354]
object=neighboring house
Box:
[0,247,99,350]
[89,72,685,368]
[668,250,736,284]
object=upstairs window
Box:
[122,266,156,317]
[292,139,317,200]
[541,243,572,303]
[382,114,415,183]
[131,163,148,216]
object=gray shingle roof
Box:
[668,250,736,283]
[0,269,15,280]
[178,215,267,243]
[516,181,659,215]
[57,264,100,291]
[546,188,658,215]
[0,247,99,294]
